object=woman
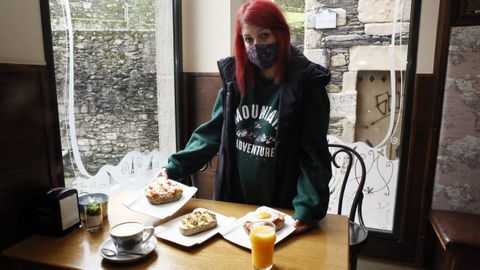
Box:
[158,0,332,233]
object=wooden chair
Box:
[328,143,368,270]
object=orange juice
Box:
[249,223,276,270]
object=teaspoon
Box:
[101,248,143,257]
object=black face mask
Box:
[246,43,279,69]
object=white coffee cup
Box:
[110,221,154,252]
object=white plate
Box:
[219,206,296,249]
[99,235,157,263]
[122,180,197,219]
[154,209,236,247]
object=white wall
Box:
[0,0,45,65]
[182,0,243,73]
[416,0,440,74]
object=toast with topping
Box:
[145,179,183,205]
[179,208,217,236]
[243,209,285,234]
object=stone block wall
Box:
[304,0,410,142]
[50,0,158,177]
[54,30,158,177]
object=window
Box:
[48,0,178,193]
[277,0,415,233]
[50,0,418,235]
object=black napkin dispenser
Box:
[36,187,80,236]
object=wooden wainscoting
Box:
[0,64,62,251]
[182,72,222,199]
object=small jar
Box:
[84,201,103,232]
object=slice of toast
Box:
[179,208,217,236]
[243,212,285,234]
[145,179,183,205]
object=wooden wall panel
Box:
[0,64,61,251]
[182,73,222,199]
[184,73,223,135]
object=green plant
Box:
[86,202,101,216]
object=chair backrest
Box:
[328,143,367,226]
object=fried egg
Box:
[247,210,280,224]
[243,209,286,234]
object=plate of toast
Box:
[154,208,235,247]
[219,206,296,249]
[122,178,197,219]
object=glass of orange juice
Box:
[249,221,276,270]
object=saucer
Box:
[99,236,157,263]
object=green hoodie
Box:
[165,77,282,207]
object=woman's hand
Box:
[292,220,310,234]
[155,168,169,179]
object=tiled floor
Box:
[358,257,426,270]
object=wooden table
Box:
[2,192,349,270]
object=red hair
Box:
[234,0,291,95]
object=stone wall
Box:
[50,0,158,177]
[304,0,410,142]
[54,30,158,177]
